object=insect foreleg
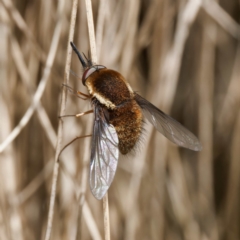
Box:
[62,83,91,100]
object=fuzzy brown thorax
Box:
[85,68,134,109]
[85,68,143,154]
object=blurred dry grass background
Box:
[0,0,240,239]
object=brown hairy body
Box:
[85,69,143,154]
[70,41,202,200]
[109,100,142,154]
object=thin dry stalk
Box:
[96,0,107,60]
[11,159,54,207]
[82,202,102,240]
[217,46,240,133]
[44,0,78,239]
[1,0,240,239]
[0,1,63,153]
[223,110,240,238]
[1,0,46,60]
[10,36,57,147]
[202,0,240,39]
[84,0,97,63]
[59,157,102,240]
[198,14,218,239]
[219,46,240,236]
[0,178,11,240]
[84,0,111,239]
[76,148,90,239]
[167,146,200,239]
[156,0,201,112]
[103,193,110,240]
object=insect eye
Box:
[82,65,106,85]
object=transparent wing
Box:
[134,93,202,151]
[90,103,119,200]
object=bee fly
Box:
[70,42,202,200]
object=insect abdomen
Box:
[109,100,143,154]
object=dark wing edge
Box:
[89,103,119,200]
[134,93,202,151]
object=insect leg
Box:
[76,110,93,117]
[76,91,91,99]
[59,110,93,119]
[62,84,91,100]
[57,134,92,162]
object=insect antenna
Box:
[83,52,93,67]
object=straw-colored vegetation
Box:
[0,0,240,239]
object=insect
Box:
[70,42,202,200]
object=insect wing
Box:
[134,93,202,151]
[90,104,119,200]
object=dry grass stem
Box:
[82,202,102,240]
[158,0,201,112]
[1,0,45,59]
[84,0,97,63]
[11,160,54,207]
[202,0,240,39]
[44,1,78,240]
[10,36,57,147]
[103,193,110,240]
[84,0,111,239]
[0,2,63,153]
[96,0,107,59]
[1,0,240,239]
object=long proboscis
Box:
[70,42,87,68]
